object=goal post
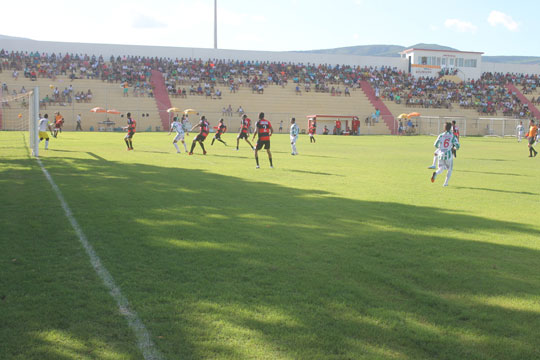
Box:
[0,86,39,156]
[29,87,39,157]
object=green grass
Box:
[1,131,539,360]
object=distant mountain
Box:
[0,34,32,41]
[483,56,540,65]
[301,43,540,65]
[301,43,458,57]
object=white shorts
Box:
[174,133,185,142]
[290,135,297,144]
[438,157,453,171]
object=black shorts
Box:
[125,131,135,139]
[529,137,536,145]
[238,132,248,140]
[256,140,270,150]
[214,133,222,139]
[195,134,207,142]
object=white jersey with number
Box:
[290,123,299,137]
[434,131,460,160]
[39,118,50,132]
[516,124,524,134]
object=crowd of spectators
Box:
[2,48,540,119]
[367,67,540,119]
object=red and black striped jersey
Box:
[217,123,226,135]
[127,118,136,132]
[199,119,210,136]
[241,118,251,133]
[256,119,272,141]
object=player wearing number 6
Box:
[252,112,274,168]
[431,122,460,187]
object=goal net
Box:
[0,86,39,156]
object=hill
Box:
[302,43,540,64]
[301,43,458,57]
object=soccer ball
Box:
[18,113,22,118]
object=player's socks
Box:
[45,140,49,149]
[211,139,215,145]
[129,140,133,150]
[431,155,437,167]
[218,139,226,145]
[183,143,188,152]
[174,143,180,152]
[190,142,196,153]
[269,157,273,167]
[255,155,259,166]
[200,142,206,153]
[125,139,130,149]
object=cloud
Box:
[132,14,167,29]
[488,10,519,31]
[444,19,477,33]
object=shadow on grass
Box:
[2,154,540,360]
[454,186,539,196]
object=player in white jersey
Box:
[516,121,524,142]
[168,116,188,153]
[290,117,299,155]
[431,122,460,187]
[38,114,52,150]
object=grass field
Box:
[1,130,539,360]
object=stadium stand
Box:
[2,48,540,135]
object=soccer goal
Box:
[478,117,522,138]
[416,116,467,136]
[0,86,40,156]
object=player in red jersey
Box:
[52,112,64,138]
[309,120,316,143]
[236,114,255,150]
[123,112,136,150]
[252,112,273,168]
[189,115,210,155]
[211,118,227,146]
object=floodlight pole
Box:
[214,0,218,49]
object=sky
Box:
[1,0,538,57]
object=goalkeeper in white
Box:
[168,116,188,153]
[431,122,460,187]
[290,117,299,155]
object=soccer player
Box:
[168,116,188,153]
[211,118,227,146]
[53,112,64,138]
[252,112,273,168]
[290,117,299,155]
[309,120,316,143]
[516,121,524,142]
[38,114,52,150]
[431,122,460,187]
[189,115,210,155]
[236,114,255,150]
[525,119,538,157]
[123,112,136,150]
[451,120,460,158]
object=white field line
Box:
[36,158,164,360]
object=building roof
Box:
[400,48,484,55]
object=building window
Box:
[442,58,447,66]
[457,58,464,67]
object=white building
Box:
[400,48,483,81]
